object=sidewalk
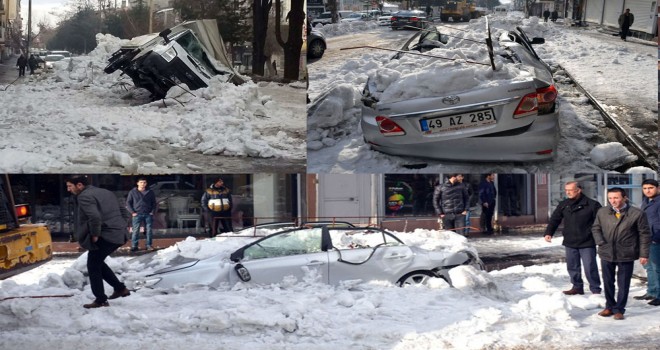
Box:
[0,56,20,86]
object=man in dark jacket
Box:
[16,54,27,77]
[126,177,157,252]
[543,9,550,22]
[618,8,634,41]
[478,173,497,235]
[66,175,131,308]
[635,179,660,306]
[545,181,602,295]
[201,177,233,237]
[27,54,38,75]
[592,187,650,320]
[433,174,469,234]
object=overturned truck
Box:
[104,19,245,99]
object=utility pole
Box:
[26,0,32,53]
[148,0,154,33]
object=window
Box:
[384,174,438,217]
[328,229,401,250]
[243,228,323,260]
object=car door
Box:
[326,228,415,284]
[232,228,330,285]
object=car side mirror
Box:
[159,28,172,44]
[531,37,545,45]
[234,264,251,282]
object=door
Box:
[318,174,372,225]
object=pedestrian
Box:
[592,187,651,320]
[543,9,550,22]
[544,181,602,295]
[634,179,660,306]
[66,175,131,309]
[551,10,558,22]
[618,8,634,41]
[27,54,37,75]
[457,175,472,235]
[479,173,497,235]
[433,174,469,235]
[201,177,233,237]
[16,54,27,77]
[126,177,157,252]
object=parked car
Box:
[391,10,427,30]
[378,12,394,26]
[43,54,67,70]
[137,226,484,289]
[360,24,559,161]
[341,12,370,22]
[307,24,327,59]
[104,19,244,100]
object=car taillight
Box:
[537,85,557,115]
[513,92,538,118]
[536,149,553,155]
[391,17,397,21]
[411,17,419,21]
[376,116,406,136]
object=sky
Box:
[306,13,657,173]
[2,228,658,349]
[20,0,66,29]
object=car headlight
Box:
[161,47,177,62]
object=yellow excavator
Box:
[0,175,53,280]
[441,0,481,22]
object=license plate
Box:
[419,109,496,134]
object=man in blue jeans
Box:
[635,179,660,306]
[126,177,157,251]
[545,181,602,295]
[592,187,650,320]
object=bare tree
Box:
[274,0,304,80]
[253,0,273,75]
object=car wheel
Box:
[308,40,325,59]
[396,270,438,287]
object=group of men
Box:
[432,173,497,236]
[65,175,234,308]
[544,180,657,320]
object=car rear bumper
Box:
[361,111,559,162]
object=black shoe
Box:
[562,288,584,295]
[648,299,660,306]
[83,300,109,309]
[633,294,654,300]
[130,247,138,252]
[108,287,131,300]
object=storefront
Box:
[9,174,301,238]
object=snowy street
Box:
[2,229,658,350]
[307,15,658,173]
[0,35,307,173]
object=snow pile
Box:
[0,33,305,172]
[2,230,659,349]
[589,142,637,169]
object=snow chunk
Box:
[589,142,637,169]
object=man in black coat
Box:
[433,174,469,234]
[66,175,132,308]
[618,9,634,41]
[16,54,27,77]
[479,173,497,235]
[545,181,602,295]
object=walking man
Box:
[126,177,157,252]
[16,54,27,77]
[634,179,660,306]
[433,174,469,234]
[66,175,131,308]
[543,9,550,22]
[592,187,650,320]
[479,173,497,235]
[618,9,634,41]
[544,181,602,295]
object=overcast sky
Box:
[21,0,68,29]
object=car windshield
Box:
[45,55,65,62]
[347,13,362,18]
[174,31,216,74]
[242,228,323,260]
[319,13,331,19]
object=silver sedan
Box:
[138,226,484,289]
[361,24,559,162]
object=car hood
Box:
[142,254,234,289]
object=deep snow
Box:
[0,34,306,173]
[307,14,657,173]
[1,229,658,350]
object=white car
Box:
[137,226,484,289]
[43,54,67,70]
[341,12,369,22]
[378,12,394,26]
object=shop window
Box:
[384,174,438,217]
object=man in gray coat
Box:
[66,175,132,308]
[592,187,650,320]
